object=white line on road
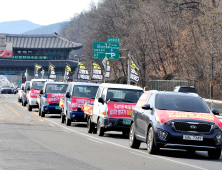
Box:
[87,138,102,144]
[47,120,207,170]
[130,152,154,159]
[49,124,54,127]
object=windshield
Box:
[45,84,68,93]
[32,81,45,90]
[155,94,210,113]
[73,85,99,99]
[179,87,197,93]
[1,86,10,88]
[25,82,30,90]
[107,88,143,103]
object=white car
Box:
[85,83,144,136]
[27,79,53,111]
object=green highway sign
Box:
[93,42,119,59]
[108,38,120,43]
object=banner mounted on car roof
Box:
[91,61,102,81]
[130,57,141,84]
[64,64,71,81]
[34,64,42,78]
[77,62,90,81]
[102,56,110,79]
[48,63,56,80]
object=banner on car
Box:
[77,62,90,81]
[71,97,94,110]
[91,61,102,81]
[130,57,141,84]
[47,93,65,104]
[30,89,40,98]
[48,63,57,79]
[64,64,71,81]
[34,64,42,78]
[107,102,136,118]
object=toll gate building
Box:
[0,33,82,76]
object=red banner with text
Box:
[47,93,65,104]
[71,97,94,110]
[30,89,40,98]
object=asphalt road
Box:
[0,94,221,170]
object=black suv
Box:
[129,91,222,159]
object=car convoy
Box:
[10,79,222,159]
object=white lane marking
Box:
[130,152,154,159]
[87,138,102,144]
[47,120,207,170]
[49,124,54,127]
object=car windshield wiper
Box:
[122,100,133,103]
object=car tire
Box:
[208,149,221,159]
[129,123,141,149]
[21,100,24,106]
[66,115,71,126]
[147,127,159,154]
[27,103,32,112]
[18,97,21,103]
[87,118,95,133]
[61,113,65,123]
[97,119,104,136]
[39,108,41,116]
[41,110,45,117]
[24,101,26,107]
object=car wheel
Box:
[87,118,95,133]
[24,101,26,107]
[27,103,32,111]
[66,115,71,126]
[21,100,24,106]
[129,123,141,149]
[41,110,45,117]
[18,97,21,103]
[61,112,65,123]
[97,119,104,136]
[147,127,159,154]
[208,149,221,159]
[39,108,41,116]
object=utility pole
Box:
[127,51,131,85]
[210,14,215,99]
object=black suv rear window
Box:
[179,87,197,93]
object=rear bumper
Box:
[101,118,131,131]
[29,98,38,106]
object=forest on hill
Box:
[60,0,222,99]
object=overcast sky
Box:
[1,0,99,25]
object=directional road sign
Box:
[93,42,119,59]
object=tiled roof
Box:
[4,34,82,49]
[0,59,78,68]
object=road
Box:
[0,94,221,170]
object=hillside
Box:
[0,20,43,34]
[23,22,67,35]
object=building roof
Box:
[3,34,82,50]
[0,59,78,68]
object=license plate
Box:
[183,135,203,141]
[55,106,61,110]
[123,119,131,125]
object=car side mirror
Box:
[98,97,104,105]
[27,87,30,91]
[142,104,152,110]
[212,109,219,115]
[66,92,70,98]
[40,90,43,95]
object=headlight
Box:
[158,129,168,141]
[164,121,172,126]
[43,98,48,105]
[213,124,221,131]
[214,134,222,144]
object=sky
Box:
[1,0,99,25]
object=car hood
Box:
[155,110,222,129]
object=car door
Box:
[141,93,155,138]
[92,87,103,123]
